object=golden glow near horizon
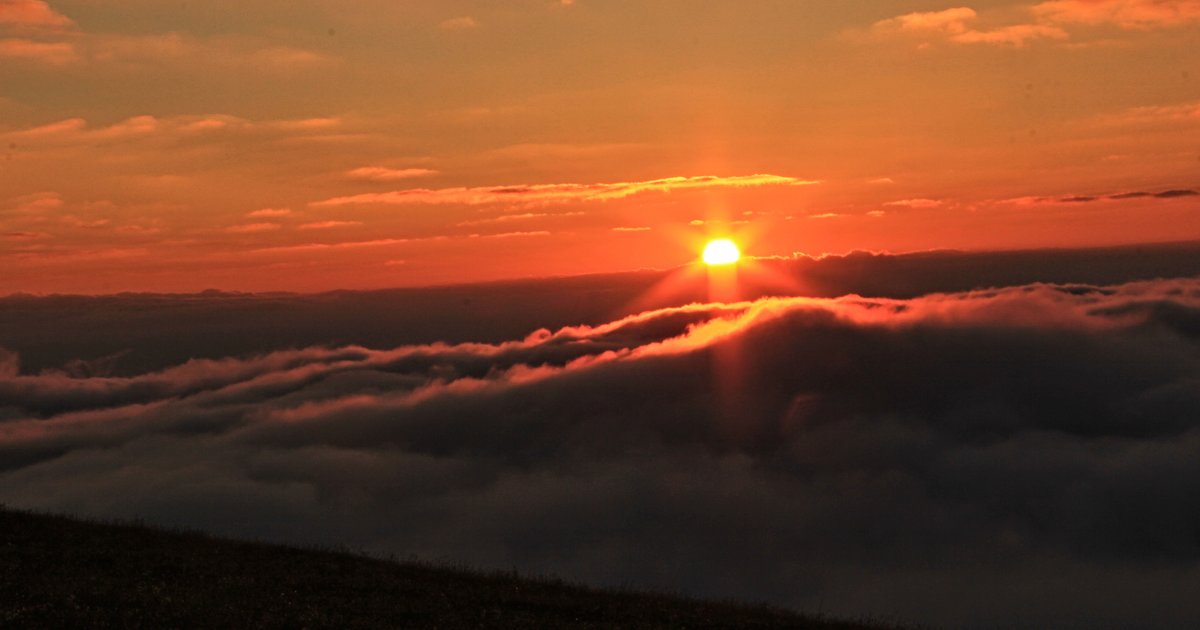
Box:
[703,239,741,266]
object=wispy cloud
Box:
[246,208,293,218]
[1,115,344,146]
[2,230,48,240]
[467,230,552,239]
[312,174,814,208]
[0,38,76,64]
[347,167,439,182]
[456,212,584,227]
[872,1,1198,48]
[0,26,332,70]
[298,220,363,230]
[1092,99,1200,126]
[885,198,943,208]
[997,186,1199,206]
[950,22,1069,45]
[439,16,478,31]
[225,222,281,234]
[3,191,63,213]
[1033,0,1200,29]
[250,238,418,255]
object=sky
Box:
[2,0,1199,293]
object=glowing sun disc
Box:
[703,239,741,265]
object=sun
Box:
[702,239,741,265]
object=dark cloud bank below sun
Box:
[3,243,1200,628]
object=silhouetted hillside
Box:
[0,508,909,629]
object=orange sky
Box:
[2,0,1199,294]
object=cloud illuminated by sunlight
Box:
[312,174,814,207]
[346,167,439,182]
[0,0,74,29]
[872,6,1067,46]
[1034,0,1200,28]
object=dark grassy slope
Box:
[0,509,902,629]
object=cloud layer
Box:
[3,274,1200,628]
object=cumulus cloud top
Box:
[3,276,1200,627]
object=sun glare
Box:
[703,239,741,266]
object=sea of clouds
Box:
[3,274,1200,628]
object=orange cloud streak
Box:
[312,174,814,207]
[0,38,76,64]
[347,167,439,182]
